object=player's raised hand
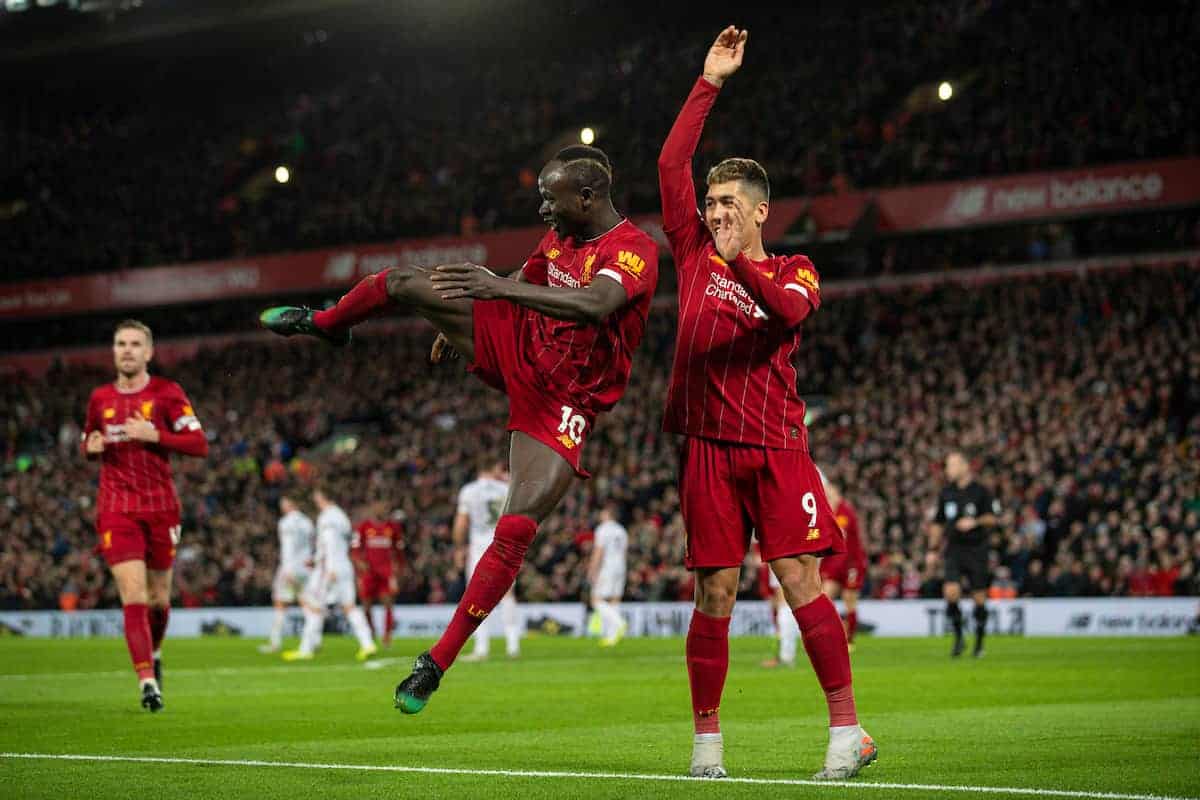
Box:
[123,410,160,443]
[714,198,749,261]
[430,263,505,301]
[84,430,105,454]
[703,25,748,87]
[430,332,460,364]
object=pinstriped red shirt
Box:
[659,77,820,450]
[519,219,659,415]
[83,376,202,514]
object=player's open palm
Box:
[703,25,747,86]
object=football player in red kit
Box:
[82,320,208,711]
[658,28,875,779]
[820,481,868,646]
[259,145,658,713]
[352,502,405,647]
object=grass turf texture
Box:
[1,636,1197,799]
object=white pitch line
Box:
[1,753,1193,800]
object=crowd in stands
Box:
[2,262,1198,612]
[2,0,1196,281]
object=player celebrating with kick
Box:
[82,320,208,711]
[259,144,658,713]
[658,28,875,779]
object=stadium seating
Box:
[2,1,1196,281]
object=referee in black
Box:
[930,451,1002,657]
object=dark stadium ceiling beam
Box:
[0,0,369,61]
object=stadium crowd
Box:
[2,0,1195,281]
[2,262,1197,611]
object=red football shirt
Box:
[834,499,866,567]
[659,77,821,450]
[352,519,404,577]
[518,218,659,414]
[82,376,203,514]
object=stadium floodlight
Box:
[580,127,596,145]
[938,81,954,101]
[4,0,31,12]
[274,166,291,184]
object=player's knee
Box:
[695,578,737,616]
[383,265,419,301]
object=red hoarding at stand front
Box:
[2,158,1197,321]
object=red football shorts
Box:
[95,510,181,570]
[358,571,394,601]
[820,554,866,591]
[679,437,845,569]
[468,299,594,478]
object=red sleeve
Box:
[658,77,721,269]
[520,233,553,285]
[593,236,659,302]
[156,382,208,457]
[727,254,821,329]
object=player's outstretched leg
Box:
[395,432,573,715]
[260,266,475,358]
[259,305,353,346]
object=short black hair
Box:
[707,157,770,202]
[555,144,611,174]
[551,145,612,197]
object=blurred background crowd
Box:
[2,1,1196,279]
[2,0,1198,611]
[3,264,1197,610]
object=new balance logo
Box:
[806,528,821,540]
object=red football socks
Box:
[686,609,731,735]
[123,603,155,681]
[429,515,537,671]
[149,605,170,651]
[795,594,858,727]
[313,270,395,332]
[845,610,858,643]
[384,605,394,644]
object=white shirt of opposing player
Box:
[458,477,510,550]
[315,505,355,577]
[594,520,628,577]
[278,510,315,573]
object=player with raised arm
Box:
[658,28,875,779]
[81,320,209,711]
[283,487,378,662]
[820,480,867,649]
[260,496,315,654]
[352,501,405,648]
[454,457,517,661]
[258,144,658,713]
[588,504,629,647]
[930,450,1002,658]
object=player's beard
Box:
[117,360,146,381]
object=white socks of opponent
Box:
[469,594,520,658]
[777,603,798,665]
[597,603,624,641]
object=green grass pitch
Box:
[2,635,1198,799]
